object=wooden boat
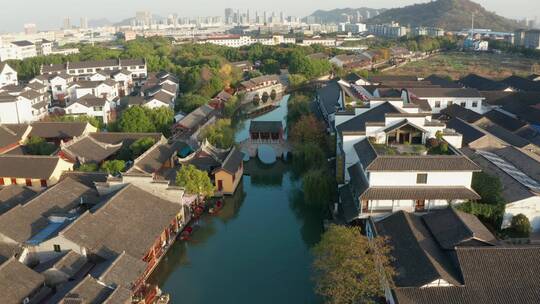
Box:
[209,200,224,214]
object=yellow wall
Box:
[0,158,73,188]
[215,163,243,195]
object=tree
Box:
[101,160,126,175]
[118,106,156,133]
[25,136,56,155]
[290,115,328,146]
[472,172,504,204]
[261,59,281,75]
[201,119,235,149]
[223,95,240,118]
[175,164,215,198]
[509,214,531,237]
[130,137,157,158]
[312,225,395,304]
[293,143,326,172]
[47,114,103,129]
[78,163,99,172]
[288,74,308,89]
[147,107,174,136]
[176,93,208,113]
[302,169,335,207]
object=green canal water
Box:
[149,95,325,304]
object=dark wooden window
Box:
[0,178,4,186]
[416,173,428,184]
[25,179,32,187]
[10,178,17,185]
[53,244,61,252]
[40,179,47,188]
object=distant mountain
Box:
[114,15,166,27]
[304,8,386,24]
[367,0,521,32]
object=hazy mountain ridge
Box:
[366,0,521,32]
[305,7,386,24]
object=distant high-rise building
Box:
[135,11,152,27]
[263,11,268,24]
[24,23,37,35]
[63,17,71,30]
[80,17,88,29]
[225,8,233,24]
[280,12,284,24]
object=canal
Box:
[148,95,325,304]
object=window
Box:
[25,179,32,186]
[460,102,466,107]
[472,101,478,107]
[434,101,441,108]
[416,173,428,184]
[78,69,84,73]
[139,65,145,69]
[87,69,93,73]
[10,178,17,185]
[53,244,61,252]
[93,106,103,111]
[56,85,62,91]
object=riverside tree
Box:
[313,225,395,304]
[176,164,215,199]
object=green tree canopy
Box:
[118,106,156,133]
[472,172,505,204]
[290,115,328,147]
[302,169,335,207]
[130,137,157,158]
[25,136,56,155]
[78,163,99,172]
[509,214,531,237]
[175,164,215,198]
[312,225,395,304]
[100,160,126,175]
[287,93,311,124]
[176,94,208,113]
[201,119,235,149]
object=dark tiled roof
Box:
[440,104,482,123]
[0,125,25,148]
[60,275,113,304]
[337,102,401,133]
[353,139,378,170]
[62,184,183,259]
[219,147,243,174]
[178,104,215,130]
[475,120,532,148]
[317,80,342,115]
[459,74,510,91]
[369,75,418,83]
[375,211,462,287]
[360,186,480,200]
[501,75,540,92]
[423,208,496,249]
[366,156,481,172]
[98,251,145,289]
[75,95,107,108]
[59,171,108,188]
[69,59,119,70]
[0,178,98,243]
[0,155,63,179]
[0,258,45,304]
[338,184,358,223]
[424,75,463,88]
[11,40,34,47]
[29,122,91,139]
[393,247,540,304]
[88,132,163,147]
[446,118,487,145]
[0,185,37,215]
[249,121,282,133]
[19,90,42,100]
[482,110,527,132]
[130,141,187,175]
[62,136,123,164]
[52,250,87,278]
[410,88,482,98]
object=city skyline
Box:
[0,0,538,33]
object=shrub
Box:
[509,214,531,237]
[472,172,505,205]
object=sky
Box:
[0,0,538,32]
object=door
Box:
[362,200,369,213]
[217,180,223,192]
[415,200,425,212]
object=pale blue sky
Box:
[0,0,537,32]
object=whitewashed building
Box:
[64,95,113,124]
[405,88,487,114]
[0,62,17,88]
[0,40,37,61]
